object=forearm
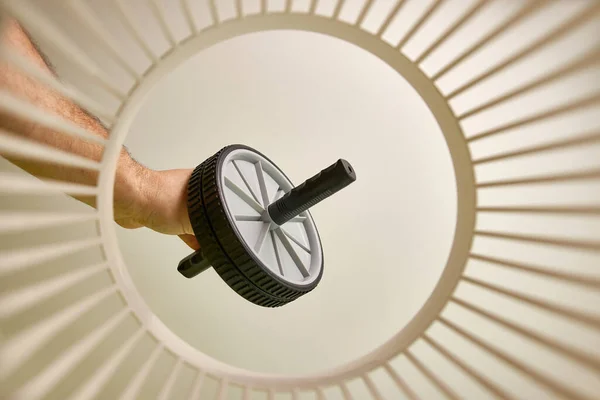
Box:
[0,18,195,244]
[0,19,146,212]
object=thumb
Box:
[179,234,200,250]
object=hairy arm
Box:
[0,19,198,249]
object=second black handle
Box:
[267,159,356,226]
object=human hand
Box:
[114,162,200,250]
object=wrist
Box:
[113,150,194,237]
[140,168,194,236]
[113,150,156,228]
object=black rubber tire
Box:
[187,145,324,307]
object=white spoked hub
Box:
[222,149,323,286]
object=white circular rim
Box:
[221,148,323,287]
[97,14,476,389]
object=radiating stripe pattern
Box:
[0,0,598,399]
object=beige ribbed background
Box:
[1,0,599,399]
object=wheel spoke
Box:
[148,0,176,47]
[232,160,261,204]
[224,177,263,213]
[187,371,206,400]
[271,231,284,276]
[235,215,262,222]
[121,345,164,400]
[71,328,146,400]
[208,0,219,25]
[0,238,103,273]
[0,129,102,171]
[115,0,158,62]
[288,215,307,223]
[275,229,309,277]
[157,358,183,400]
[0,173,97,196]
[4,1,126,99]
[254,223,270,253]
[271,188,284,203]
[0,91,106,145]
[66,0,140,80]
[180,0,198,34]
[282,228,311,254]
[0,211,98,234]
[254,160,271,208]
[0,46,116,122]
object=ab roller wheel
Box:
[177,145,356,307]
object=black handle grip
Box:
[178,250,211,278]
[267,159,356,225]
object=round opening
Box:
[116,30,457,375]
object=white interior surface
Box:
[116,31,457,374]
